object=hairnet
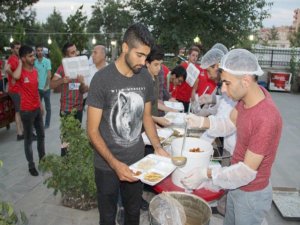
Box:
[219,49,264,76]
[212,43,228,54]
[200,48,224,69]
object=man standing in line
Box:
[183,49,282,225]
[12,45,45,176]
[50,43,88,156]
[83,45,107,109]
[34,45,52,129]
[5,41,24,140]
[87,23,169,225]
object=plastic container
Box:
[171,137,213,188]
[149,191,212,225]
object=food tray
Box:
[164,112,186,126]
[142,128,173,145]
[164,101,184,111]
[130,154,176,186]
[272,187,300,220]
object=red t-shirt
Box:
[19,68,40,111]
[7,55,20,93]
[196,69,217,95]
[55,64,83,112]
[231,87,282,192]
[172,62,197,102]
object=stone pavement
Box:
[0,91,299,225]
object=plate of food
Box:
[142,128,173,146]
[130,154,176,186]
[164,112,186,126]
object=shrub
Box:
[39,111,97,210]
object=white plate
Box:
[142,128,173,145]
[130,154,176,186]
[164,112,186,126]
[164,101,184,111]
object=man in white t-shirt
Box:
[83,45,107,107]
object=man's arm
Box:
[87,106,138,182]
[50,73,70,89]
[44,70,51,90]
[12,60,22,80]
[143,102,169,157]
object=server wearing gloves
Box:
[182,49,282,225]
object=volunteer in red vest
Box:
[12,45,45,176]
[5,41,24,140]
[174,46,201,112]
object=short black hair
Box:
[19,45,34,58]
[123,23,154,49]
[10,41,21,49]
[35,44,43,50]
[62,42,75,56]
[146,45,164,63]
[171,65,187,81]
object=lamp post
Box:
[111,40,117,61]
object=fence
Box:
[252,48,300,68]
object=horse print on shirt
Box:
[110,91,144,146]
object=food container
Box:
[171,137,213,189]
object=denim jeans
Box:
[223,182,272,225]
[94,167,143,225]
[20,108,45,169]
[39,89,51,127]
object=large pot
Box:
[171,137,213,189]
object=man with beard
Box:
[87,23,169,225]
[11,45,45,176]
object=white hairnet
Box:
[219,49,264,76]
[212,43,228,54]
[200,48,224,69]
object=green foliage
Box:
[128,0,272,53]
[0,161,28,225]
[49,40,63,75]
[43,8,66,49]
[290,28,300,48]
[39,111,96,209]
[64,5,88,53]
[290,48,300,92]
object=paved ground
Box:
[0,91,299,225]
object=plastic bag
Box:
[150,192,186,225]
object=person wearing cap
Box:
[182,49,282,225]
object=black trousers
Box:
[94,167,143,225]
[20,108,45,169]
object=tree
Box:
[43,8,66,49]
[64,5,88,52]
[128,0,272,53]
[290,28,300,47]
[0,0,39,48]
[268,25,279,46]
[87,0,133,57]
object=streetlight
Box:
[47,36,52,45]
[249,34,254,41]
[9,35,14,43]
[111,40,117,61]
[194,36,200,43]
[111,40,117,47]
[92,36,96,45]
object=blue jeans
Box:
[20,108,45,169]
[39,89,51,127]
[223,182,272,225]
[94,167,143,225]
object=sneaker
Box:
[17,134,24,141]
[29,167,39,176]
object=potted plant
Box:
[39,111,97,210]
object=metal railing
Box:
[252,48,300,68]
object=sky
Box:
[32,0,300,28]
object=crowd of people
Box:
[1,23,282,225]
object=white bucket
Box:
[171,137,213,188]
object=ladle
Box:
[171,102,191,167]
